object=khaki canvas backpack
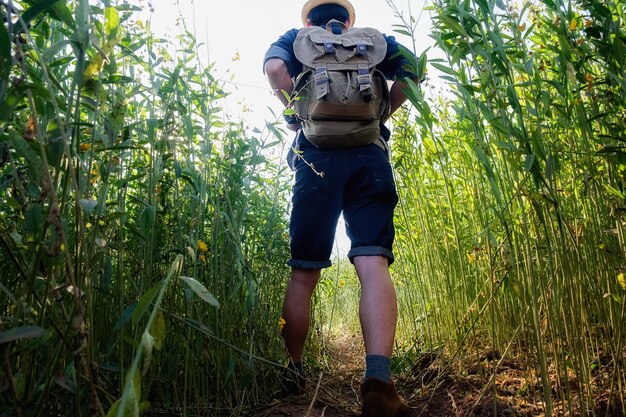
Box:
[291,20,390,148]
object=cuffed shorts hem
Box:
[288,258,332,270]
[348,246,395,265]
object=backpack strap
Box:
[357,64,373,102]
[314,64,330,99]
[355,42,368,57]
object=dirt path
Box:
[252,333,553,417]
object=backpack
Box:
[291,20,390,149]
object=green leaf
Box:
[524,154,535,172]
[139,205,155,238]
[48,1,75,28]
[150,310,166,350]
[9,131,42,183]
[105,7,120,40]
[12,0,63,34]
[180,276,220,307]
[431,62,457,77]
[74,0,90,49]
[131,284,161,325]
[24,203,43,241]
[0,326,45,344]
[106,372,139,417]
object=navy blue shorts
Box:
[288,133,398,270]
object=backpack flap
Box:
[294,26,387,69]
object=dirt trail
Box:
[252,333,552,417]
[254,333,364,417]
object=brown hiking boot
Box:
[360,378,410,417]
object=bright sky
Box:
[148,0,434,127]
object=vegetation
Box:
[1,0,625,416]
[1,1,292,415]
[393,0,626,414]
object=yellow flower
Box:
[231,51,240,62]
[517,24,526,32]
[569,18,577,31]
[278,317,286,331]
[80,142,92,152]
[199,254,206,263]
[466,252,476,263]
[618,272,626,290]
[197,239,208,252]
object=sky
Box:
[146,0,435,257]
[147,0,434,127]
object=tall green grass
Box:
[393,0,626,414]
[0,2,292,416]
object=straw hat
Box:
[301,0,356,27]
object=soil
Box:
[252,333,625,417]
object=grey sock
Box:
[364,354,392,382]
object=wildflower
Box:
[584,19,592,27]
[466,252,475,263]
[278,317,286,331]
[199,254,206,263]
[231,51,240,62]
[618,272,626,290]
[197,239,208,252]
[517,24,526,32]
[80,142,92,152]
[569,18,577,31]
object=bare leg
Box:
[281,268,321,363]
[353,255,397,357]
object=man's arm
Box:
[264,58,301,131]
[265,58,294,107]
[384,78,419,124]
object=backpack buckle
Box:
[357,67,373,101]
[314,65,330,98]
[356,43,368,56]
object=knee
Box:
[290,268,321,291]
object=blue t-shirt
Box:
[264,28,416,141]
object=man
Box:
[263,1,415,415]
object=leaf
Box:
[150,310,166,350]
[105,373,139,417]
[431,62,457,76]
[9,130,42,183]
[104,7,120,41]
[79,198,98,214]
[12,0,69,34]
[180,276,220,307]
[74,0,90,49]
[0,326,45,344]
[24,203,43,240]
[131,284,161,325]
[524,154,535,172]
[139,205,155,238]
[48,1,75,28]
